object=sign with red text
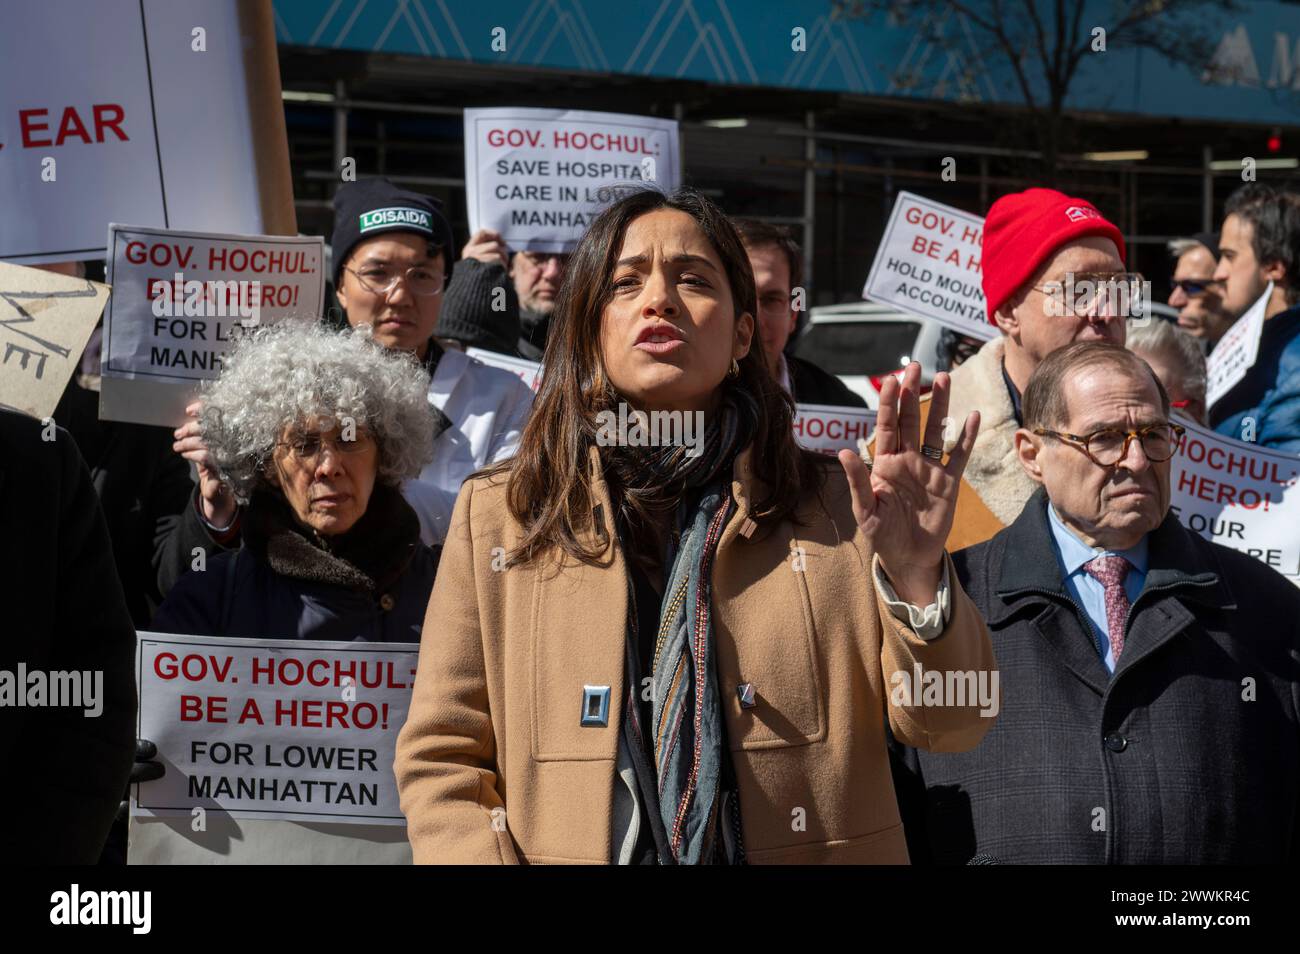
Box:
[133,632,418,825]
[0,262,108,419]
[793,403,878,457]
[0,0,295,264]
[464,107,680,253]
[466,347,543,392]
[1169,416,1300,584]
[1206,281,1270,409]
[863,192,996,341]
[101,225,325,427]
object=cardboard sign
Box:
[863,192,996,341]
[100,225,325,427]
[0,261,108,419]
[1169,416,1300,584]
[793,403,878,456]
[464,107,680,252]
[0,0,296,264]
[465,347,543,392]
[133,632,418,826]
[1206,281,1271,409]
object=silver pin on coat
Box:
[580,685,611,727]
[737,683,757,709]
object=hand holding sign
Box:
[461,228,510,268]
[173,400,236,528]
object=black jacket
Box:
[786,354,868,408]
[53,380,196,628]
[152,483,439,642]
[892,489,1300,864]
[0,407,137,862]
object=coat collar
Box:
[994,488,1232,611]
[945,336,1039,526]
[584,443,765,549]
[991,488,1235,691]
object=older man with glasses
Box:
[1166,232,1232,347]
[889,340,1300,864]
[869,187,1135,551]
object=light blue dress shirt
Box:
[1046,505,1148,673]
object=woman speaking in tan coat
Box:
[395,188,997,864]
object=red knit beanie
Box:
[981,188,1126,323]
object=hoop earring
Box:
[727,358,740,379]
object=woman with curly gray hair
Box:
[153,320,441,642]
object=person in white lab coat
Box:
[166,178,533,568]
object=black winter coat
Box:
[0,407,137,862]
[787,354,868,408]
[152,484,439,643]
[53,380,195,627]
[891,489,1300,864]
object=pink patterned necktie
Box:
[1082,555,1133,662]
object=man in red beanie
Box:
[874,188,1130,550]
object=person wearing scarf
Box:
[152,319,441,642]
[396,188,998,865]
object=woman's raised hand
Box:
[837,362,979,605]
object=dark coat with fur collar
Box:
[152,483,439,642]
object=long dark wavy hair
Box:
[495,187,823,567]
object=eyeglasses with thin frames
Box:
[343,264,446,297]
[276,431,375,465]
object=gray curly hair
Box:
[199,319,436,502]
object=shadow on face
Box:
[598,208,753,416]
[265,421,380,537]
[999,237,1128,364]
[335,233,444,358]
[1022,365,1171,550]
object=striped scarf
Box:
[607,386,758,864]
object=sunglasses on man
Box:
[1169,277,1222,297]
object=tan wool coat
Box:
[395,446,998,864]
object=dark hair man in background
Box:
[1209,184,1300,451]
[731,218,866,408]
[892,341,1300,864]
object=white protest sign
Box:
[0,262,108,419]
[466,346,543,392]
[1169,416,1300,584]
[863,192,996,341]
[464,107,680,253]
[793,403,878,457]
[1,0,295,264]
[101,225,325,427]
[134,632,418,826]
[1206,281,1271,409]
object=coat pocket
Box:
[528,562,624,762]
[713,546,827,750]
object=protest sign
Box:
[0,0,295,264]
[100,225,325,427]
[1169,416,1300,584]
[466,347,544,392]
[793,403,878,456]
[134,632,418,826]
[1206,281,1270,409]
[863,192,996,341]
[0,262,108,419]
[464,107,680,253]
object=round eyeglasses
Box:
[1032,422,1185,467]
[344,264,446,297]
